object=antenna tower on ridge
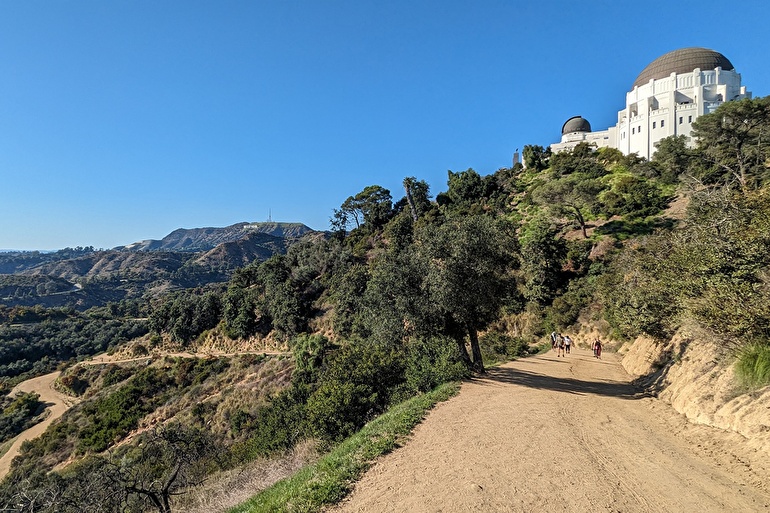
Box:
[267,209,272,223]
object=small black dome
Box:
[633,47,734,88]
[562,116,591,135]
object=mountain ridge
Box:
[0,221,320,309]
[115,222,315,252]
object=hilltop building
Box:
[551,47,752,159]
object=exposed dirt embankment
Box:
[621,326,770,459]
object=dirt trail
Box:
[0,371,78,478]
[332,348,770,513]
[0,350,288,480]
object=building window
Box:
[653,121,656,129]
[679,117,683,124]
[688,115,692,123]
[632,127,635,134]
[661,119,665,128]
[638,125,641,132]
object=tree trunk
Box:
[455,338,472,368]
[468,328,485,374]
[404,182,419,222]
[573,208,588,238]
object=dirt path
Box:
[332,348,770,513]
[0,371,78,478]
[0,350,288,479]
[83,350,288,365]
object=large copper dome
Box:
[633,47,734,88]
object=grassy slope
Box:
[229,382,460,513]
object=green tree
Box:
[418,216,517,372]
[601,173,667,219]
[597,235,680,340]
[358,245,436,345]
[339,185,393,230]
[549,142,608,178]
[402,177,431,222]
[518,214,566,305]
[652,134,692,183]
[437,168,491,211]
[533,174,605,237]
[691,96,770,191]
[668,186,770,340]
[522,144,551,171]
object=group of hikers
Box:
[550,332,602,359]
[550,332,572,357]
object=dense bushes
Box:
[148,291,222,344]
[402,337,468,394]
[479,333,529,364]
[235,334,468,461]
[78,367,174,453]
[0,392,44,444]
[0,312,148,381]
[599,187,770,344]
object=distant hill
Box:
[0,247,96,274]
[192,231,289,270]
[22,251,193,282]
[0,222,321,309]
[116,222,315,252]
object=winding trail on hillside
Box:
[0,371,78,478]
[331,348,770,513]
[0,349,289,480]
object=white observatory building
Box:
[551,47,752,159]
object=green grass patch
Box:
[228,381,460,513]
[735,341,770,389]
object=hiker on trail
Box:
[564,335,572,354]
[593,338,602,359]
[550,331,557,350]
[557,334,566,357]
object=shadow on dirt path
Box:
[479,364,638,399]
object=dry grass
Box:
[173,440,321,513]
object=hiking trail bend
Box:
[0,371,76,478]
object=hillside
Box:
[117,222,314,252]
[191,231,290,270]
[0,222,318,309]
[0,97,768,512]
[24,251,193,282]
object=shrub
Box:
[234,383,309,460]
[402,337,467,394]
[735,341,770,389]
[479,333,529,364]
[0,392,44,444]
[77,368,172,453]
[305,342,404,442]
[102,365,132,387]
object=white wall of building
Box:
[552,65,751,159]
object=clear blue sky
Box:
[2,1,769,250]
